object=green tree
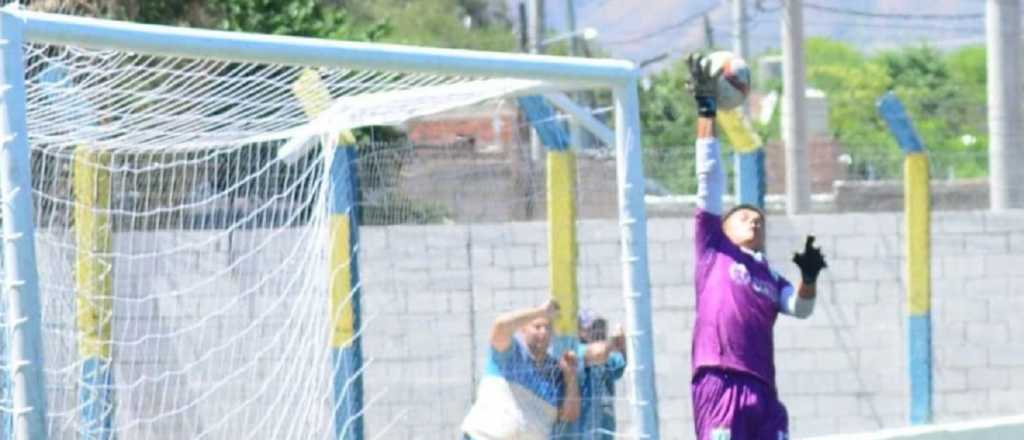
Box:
[799,38,988,180]
[640,59,699,194]
[356,0,517,51]
[947,45,986,91]
[26,0,205,24]
[806,37,866,68]
[210,0,389,40]
[804,39,899,177]
[27,0,390,41]
[877,45,987,178]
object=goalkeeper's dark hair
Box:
[723,204,766,223]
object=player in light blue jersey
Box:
[461,299,581,440]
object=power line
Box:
[754,1,985,22]
[602,1,981,47]
[754,0,783,14]
[602,1,722,46]
[820,22,981,33]
[740,18,983,33]
[803,2,983,21]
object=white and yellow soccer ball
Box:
[707,51,751,111]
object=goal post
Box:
[0,4,660,439]
[0,10,50,440]
[613,82,661,439]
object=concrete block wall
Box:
[656,210,1022,438]
[28,210,1024,439]
[354,210,1024,439]
[35,226,339,440]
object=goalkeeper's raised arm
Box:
[688,53,726,217]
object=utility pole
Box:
[781,0,810,214]
[733,0,748,60]
[527,0,544,162]
[517,2,529,53]
[527,0,545,55]
[566,0,585,149]
[703,14,714,49]
[987,0,1023,209]
[522,0,545,220]
[733,0,764,207]
[566,0,580,57]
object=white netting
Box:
[2,29,643,440]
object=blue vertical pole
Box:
[734,150,765,207]
[330,146,363,440]
[78,360,113,440]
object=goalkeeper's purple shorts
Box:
[692,368,789,440]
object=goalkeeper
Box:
[685,52,828,440]
[460,299,581,440]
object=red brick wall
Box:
[764,137,848,194]
[406,113,519,146]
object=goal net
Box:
[0,7,658,440]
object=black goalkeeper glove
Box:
[792,236,828,284]
[685,53,720,118]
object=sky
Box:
[522,0,990,71]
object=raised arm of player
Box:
[688,53,731,266]
[689,53,725,216]
[490,299,559,352]
[557,350,581,422]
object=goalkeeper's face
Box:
[724,207,765,252]
[521,317,553,357]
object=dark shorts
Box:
[691,369,789,440]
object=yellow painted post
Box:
[905,154,931,317]
[74,146,115,440]
[518,95,581,352]
[548,149,578,353]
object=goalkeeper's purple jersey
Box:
[692,209,792,389]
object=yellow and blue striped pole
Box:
[878,92,932,425]
[518,96,579,353]
[329,146,364,440]
[290,69,364,439]
[74,146,115,440]
[718,108,766,207]
[905,152,931,424]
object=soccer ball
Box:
[707,51,751,111]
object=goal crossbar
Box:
[6,5,637,89]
